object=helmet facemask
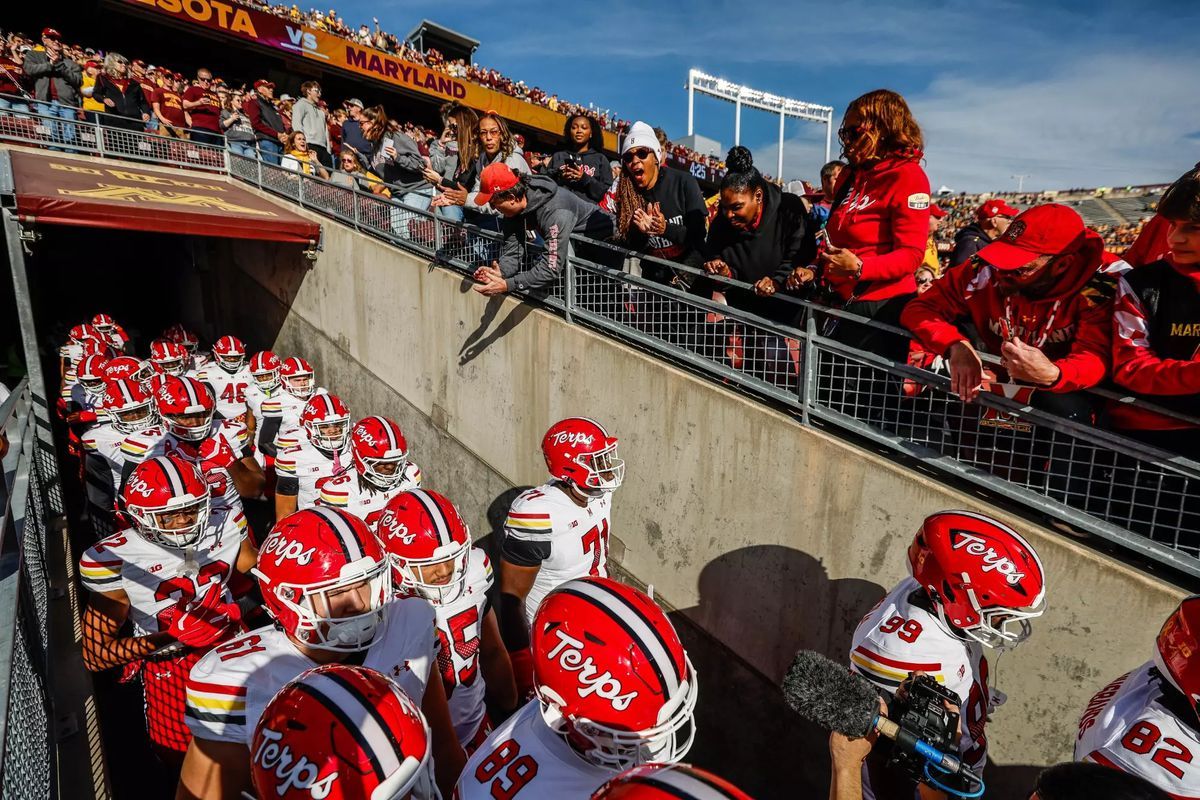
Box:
[538,655,698,771]
[574,443,625,496]
[261,558,392,652]
[359,453,408,491]
[390,544,470,606]
[110,401,158,434]
[127,493,210,549]
[372,742,438,800]
[282,373,315,401]
[252,368,280,392]
[306,417,350,453]
[214,351,245,373]
[165,409,215,442]
[931,585,1045,651]
[80,376,108,402]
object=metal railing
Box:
[3,110,1199,579]
[0,379,58,799]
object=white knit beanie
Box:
[621,121,662,161]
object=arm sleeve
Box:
[245,100,276,139]
[773,206,816,282]
[505,210,571,292]
[257,416,282,458]
[23,54,51,78]
[858,166,932,283]
[1048,278,1115,393]
[900,261,976,355]
[498,532,552,567]
[1112,278,1200,395]
[388,133,426,174]
[496,219,525,279]
[79,542,123,594]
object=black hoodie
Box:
[547,148,612,203]
[952,222,992,268]
[498,173,615,292]
[704,183,815,323]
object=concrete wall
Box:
[206,202,1188,798]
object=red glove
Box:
[198,436,237,470]
[509,647,535,702]
[161,583,241,649]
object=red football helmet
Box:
[104,378,159,434]
[77,354,109,399]
[91,313,116,334]
[212,335,246,373]
[250,665,437,800]
[280,357,316,400]
[78,339,112,359]
[149,339,189,377]
[1154,597,1200,720]
[68,322,102,345]
[254,507,392,652]
[105,356,154,387]
[351,416,410,491]
[122,455,211,548]
[155,375,216,442]
[164,323,200,354]
[301,393,352,452]
[542,417,624,495]
[376,489,471,605]
[908,510,1046,650]
[250,351,282,392]
[532,577,697,770]
[592,764,753,800]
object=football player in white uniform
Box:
[1076,597,1200,798]
[497,417,623,695]
[249,664,440,800]
[273,356,328,451]
[79,455,255,761]
[65,354,110,430]
[177,507,465,799]
[458,576,697,799]
[192,335,251,426]
[274,393,353,519]
[80,375,153,537]
[378,489,517,752]
[849,510,1046,798]
[119,375,265,504]
[316,415,422,529]
[244,351,285,469]
[59,322,103,388]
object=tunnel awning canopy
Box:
[8,150,320,244]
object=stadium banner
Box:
[115,0,618,149]
[8,150,321,242]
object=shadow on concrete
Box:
[663,544,885,798]
[458,296,535,366]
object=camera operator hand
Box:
[828,697,884,800]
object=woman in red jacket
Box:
[814,89,930,360]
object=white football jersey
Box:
[68,382,109,424]
[79,509,248,636]
[1076,661,1200,798]
[502,481,612,627]
[120,423,249,505]
[185,597,436,746]
[244,384,284,465]
[192,365,252,423]
[429,548,493,747]
[273,387,329,451]
[274,437,351,510]
[81,423,126,505]
[457,699,612,800]
[850,576,991,769]
[315,462,423,530]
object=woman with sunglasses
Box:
[331,150,391,198]
[92,52,150,132]
[598,120,707,286]
[816,88,931,360]
[547,113,611,203]
[220,90,256,158]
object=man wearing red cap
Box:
[470,163,613,296]
[902,203,1116,414]
[23,28,82,151]
[952,198,1020,269]
[243,79,287,164]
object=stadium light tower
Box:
[687,69,834,180]
[1012,174,1032,192]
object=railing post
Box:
[352,189,361,231]
[255,152,263,187]
[223,143,231,176]
[94,117,105,158]
[297,173,306,208]
[564,246,576,324]
[433,210,443,255]
[801,315,817,425]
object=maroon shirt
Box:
[182,85,220,132]
[0,56,26,97]
[156,88,185,127]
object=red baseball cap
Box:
[476,163,521,205]
[253,79,275,90]
[978,198,1019,220]
[930,204,947,219]
[41,28,61,40]
[976,204,1086,271]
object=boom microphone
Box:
[782,650,983,796]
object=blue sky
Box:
[339,0,1198,192]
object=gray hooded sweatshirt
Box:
[498,173,614,292]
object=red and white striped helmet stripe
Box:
[310,507,366,563]
[409,489,453,547]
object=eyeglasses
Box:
[621,148,653,164]
[197,77,212,83]
[838,125,862,140]
[916,277,933,286]
[478,128,501,139]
